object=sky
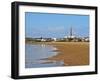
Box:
[25,12,89,38]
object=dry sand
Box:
[48,42,89,66]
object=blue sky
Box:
[25,12,89,38]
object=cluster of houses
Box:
[26,36,89,42]
[26,27,89,42]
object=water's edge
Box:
[25,44,64,68]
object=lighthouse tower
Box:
[70,27,73,37]
[67,27,75,38]
[64,27,75,39]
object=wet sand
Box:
[48,42,89,66]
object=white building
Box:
[64,27,76,39]
[52,38,57,41]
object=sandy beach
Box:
[26,42,89,66]
[48,42,89,66]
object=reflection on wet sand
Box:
[25,44,64,68]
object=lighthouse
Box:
[64,26,76,39]
[70,27,72,37]
[66,27,75,39]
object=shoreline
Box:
[49,42,89,66]
[26,42,89,66]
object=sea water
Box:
[25,44,64,68]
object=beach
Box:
[26,42,89,66]
[48,42,89,66]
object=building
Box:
[52,38,57,41]
[64,27,77,41]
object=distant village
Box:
[26,27,89,42]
